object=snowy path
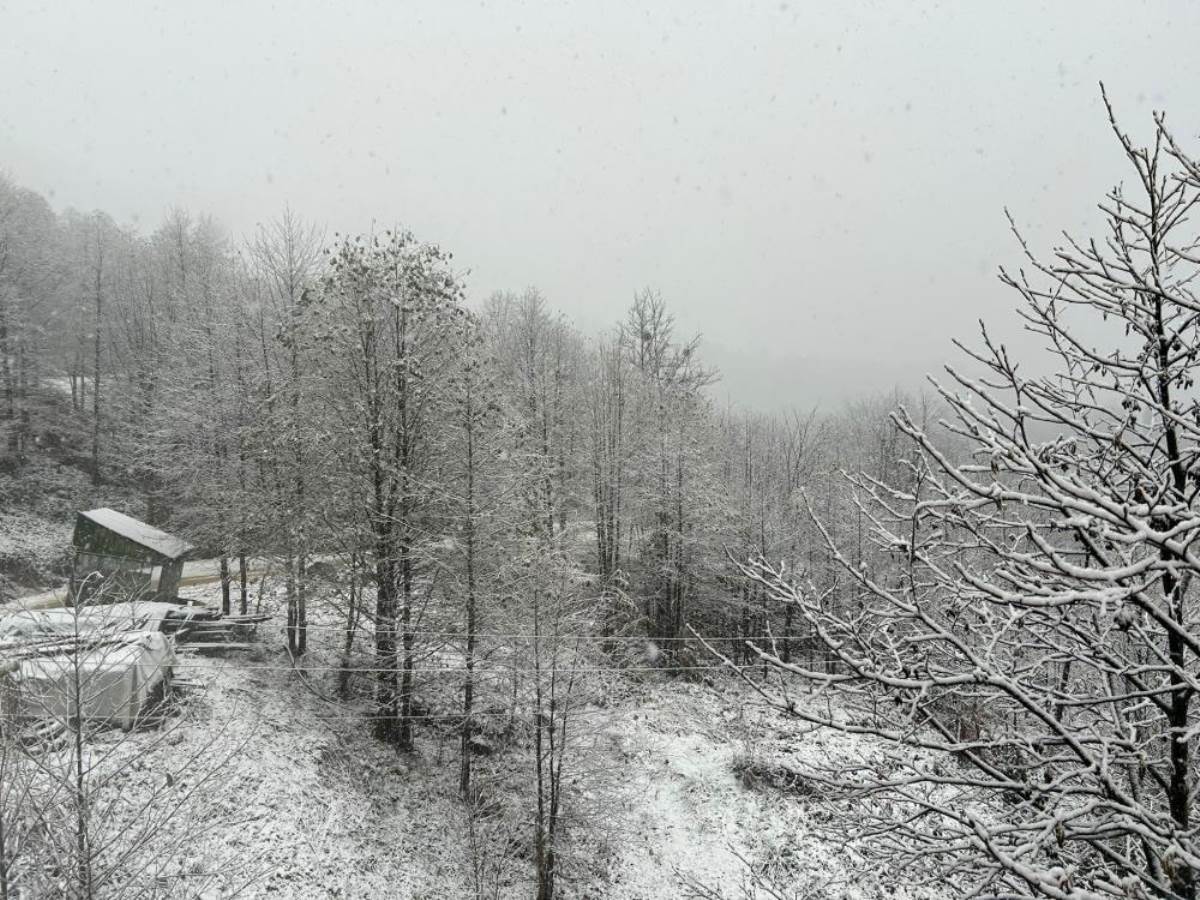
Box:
[585,684,841,899]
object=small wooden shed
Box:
[70,508,194,604]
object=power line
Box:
[164,660,760,675]
[16,624,806,643]
[167,626,806,642]
[6,654,794,676]
[5,642,825,675]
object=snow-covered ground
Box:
[0,508,70,579]
[585,682,946,900]
[29,580,942,899]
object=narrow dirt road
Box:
[4,557,277,610]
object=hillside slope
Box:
[67,581,943,899]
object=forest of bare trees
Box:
[0,174,924,896]
[6,95,1200,898]
[0,175,907,684]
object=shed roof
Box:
[77,509,193,561]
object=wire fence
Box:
[165,661,756,674]
[0,607,846,740]
[166,623,815,641]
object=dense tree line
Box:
[0,172,909,676]
[0,172,942,897]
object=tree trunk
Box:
[90,234,102,486]
[238,554,248,615]
[339,556,360,699]
[398,537,414,751]
[296,554,307,656]
[374,544,399,743]
[285,554,297,655]
[1153,294,1194,899]
[219,555,231,616]
[460,413,478,797]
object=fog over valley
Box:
[4,2,1197,406]
[3,4,1200,899]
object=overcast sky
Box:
[2,0,1196,410]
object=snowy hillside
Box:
[52,581,935,900]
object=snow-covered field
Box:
[12,578,937,900]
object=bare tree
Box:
[1,582,248,898]
[445,317,506,797]
[314,230,466,748]
[588,334,628,635]
[0,674,40,900]
[610,290,719,648]
[730,98,1200,899]
[523,545,586,900]
[248,209,324,651]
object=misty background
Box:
[2,0,1194,409]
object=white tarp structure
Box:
[0,602,214,642]
[0,609,78,642]
[2,631,175,730]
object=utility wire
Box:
[165,661,759,674]
[168,626,802,641]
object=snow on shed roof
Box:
[79,509,194,560]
